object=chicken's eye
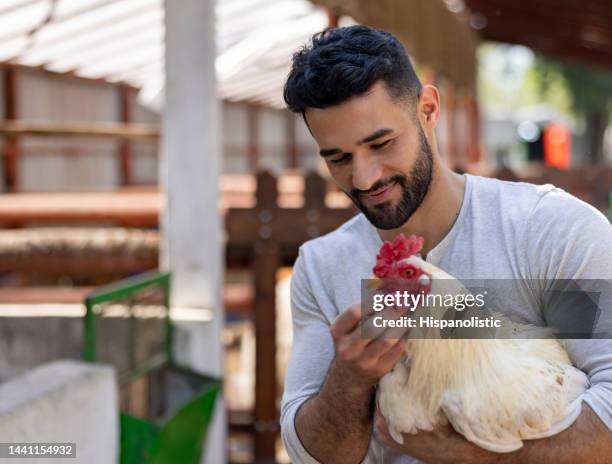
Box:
[402,267,415,277]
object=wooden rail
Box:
[0,120,160,140]
[0,191,160,226]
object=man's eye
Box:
[371,139,392,150]
[330,153,351,164]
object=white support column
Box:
[162,1,225,463]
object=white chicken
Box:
[373,234,589,453]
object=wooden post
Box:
[253,242,279,462]
[253,171,279,463]
[326,7,339,27]
[118,84,133,185]
[304,171,326,206]
[3,68,18,191]
[224,171,356,461]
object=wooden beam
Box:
[226,207,356,246]
[326,7,339,27]
[0,286,93,304]
[119,84,134,185]
[466,0,612,29]
[465,0,612,69]
[0,191,160,226]
[0,255,157,276]
[0,120,160,140]
[3,67,19,191]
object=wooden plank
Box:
[0,287,93,303]
[0,175,354,226]
[0,191,160,226]
[0,120,160,140]
[226,207,357,246]
[0,255,158,276]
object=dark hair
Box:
[284,25,422,114]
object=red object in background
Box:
[544,123,571,170]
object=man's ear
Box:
[417,85,440,129]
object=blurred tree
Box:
[478,44,573,119]
[534,57,612,163]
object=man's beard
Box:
[348,127,434,230]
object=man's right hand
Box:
[294,301,409,463]
[329,301,408,391]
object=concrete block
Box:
[0,360,118,464]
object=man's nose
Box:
[352,154,383,192]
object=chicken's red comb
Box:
[373,234,424,278]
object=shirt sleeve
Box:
[280,246,335,463]
[526,187,612,431]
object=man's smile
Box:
[361,182,397,205]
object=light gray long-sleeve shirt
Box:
[281,173,612,463]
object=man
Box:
[280,25,612,463]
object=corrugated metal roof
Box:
[0,0,342,109]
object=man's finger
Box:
[359,305,411,340]
[342,309,410,359]
[361,337,403,361]
[376,338,406,369]
[330,302,362,340]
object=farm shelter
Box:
[0,0,610,463]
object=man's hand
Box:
[293,301,409,464]
[374,408,502,464]
[330,301,408,392]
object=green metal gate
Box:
[84,271,220,464]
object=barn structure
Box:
[0,0,610,463]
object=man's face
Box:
[304,81,434,230]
